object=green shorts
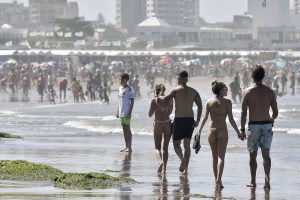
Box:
[120,117,131,125]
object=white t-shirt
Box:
[118,85,134,117]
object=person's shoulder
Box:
[207,98,215,103]
[188,86,199,94]
[150,97,156,103]
[224,98,233,107]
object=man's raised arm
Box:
[161,89,176,102]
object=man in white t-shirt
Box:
[116,73,134,152]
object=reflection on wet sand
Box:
[153,173,168,200]
[250,187,256,200]
[249,187,270,200]
[173,175,190,200]
[214,185,223,200]
[119,152,132,200]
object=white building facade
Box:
[146,0,199,26]
[116,0,146,36]
[248,0,290,39]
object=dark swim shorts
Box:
[173,117,195,140]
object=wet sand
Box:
[0,133,299,199]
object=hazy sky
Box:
[0,0,294,23]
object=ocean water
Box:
[0,78,299,199]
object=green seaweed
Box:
[191,194,214,199]
[0,132,22,139]
[53,172,136,190]
[0,160,63,181]
[192,194,236,199]
[0,160,137,190]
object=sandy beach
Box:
[0,76,299,199]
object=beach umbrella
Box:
[39,62,50,69]
[6,59,17,65]
[48,61,56,66]
[30,62,39,67]
[264,59,285,68]
[220,58,233,65]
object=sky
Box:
[0,0,294,23]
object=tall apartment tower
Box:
[248,0,290,39]
[146,0,199,26]
[116,0,147,36]
[295,0,300,14]
[0,1,29,27]
[29,0,78,24]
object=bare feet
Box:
[246,182,256,188]
[264,181,271,190]
[120,148,132,152]
[216,181,224,189]
[179,159,186,172]
[157,162,163,173]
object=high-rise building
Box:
[0,1,29,27]
[116,0,147,36]
[294,0,300,14]
[146,0,199,26]
[248,0,290,39]
[29,0,78,24]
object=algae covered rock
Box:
[0,160,137,190]
[0,132,22,139]
[0,160,63,181]
[53,172,136,190]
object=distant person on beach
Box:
[290,72,296,95]
[49,89,58,105]
[229,76,242,103]
[116,73,134,152]
[148,83,173,174]
[197,80,244,189]
[241,65,278,190]
[37,73,45,102]
[162,70,202,174]
[59,79,68,102]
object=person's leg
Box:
[59,89,62,101]
[173,139,183,172]
[261,148,271,189]
[182,138,191,174]
[63,89,66,100]
[123,124,132,152]
[247,150,258,187]
[153,123,163,173]
[120,123,128,152]
[162,123,172,173]
[208,129,218,181]
[216,137,228,188]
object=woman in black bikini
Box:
[149,83,173,174]
[197,81,243,189]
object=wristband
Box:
[240,128,245,132]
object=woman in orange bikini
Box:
[198,81,243,189]
[149,83,173,174]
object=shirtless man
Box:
[241,65,278,190]
[163,70,202,174]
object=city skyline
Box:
[0,0,295,23]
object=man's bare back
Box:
[242,84,278,122]
[173,85,199,118]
